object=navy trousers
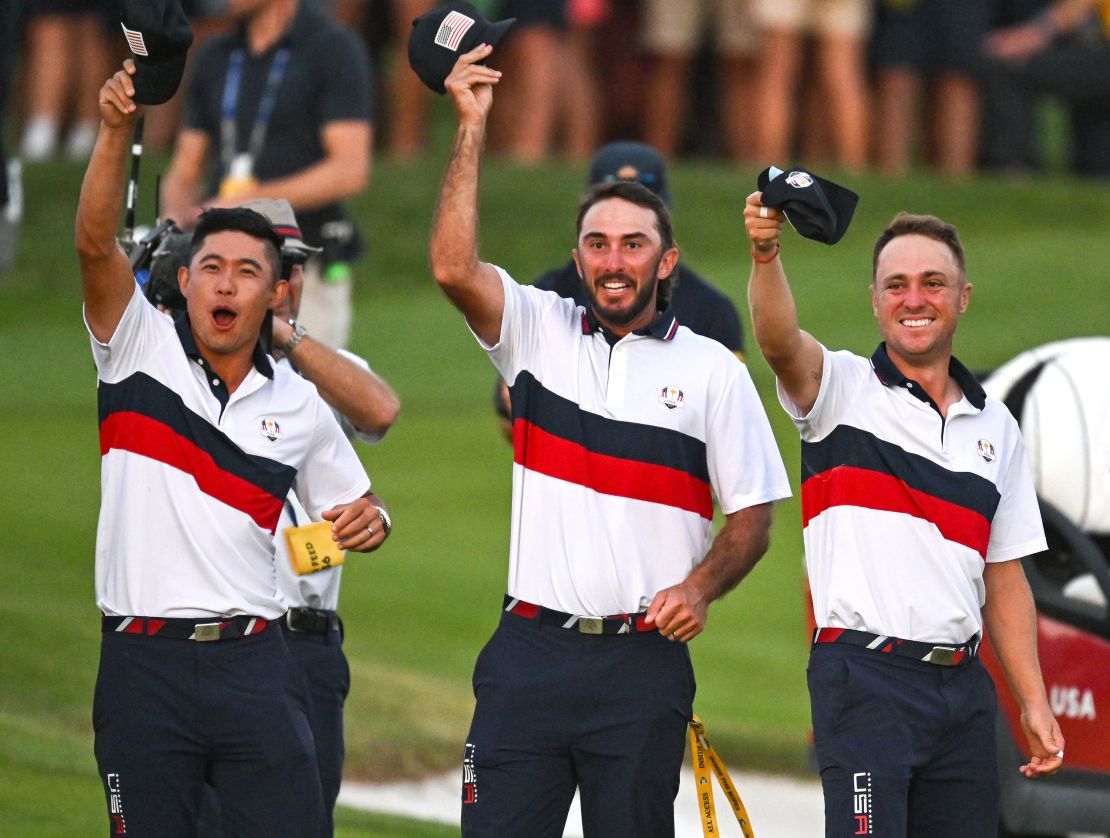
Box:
[283,623,350,836]
[808,643,1000,838]
[93,626,325,837]
[461,609,696,838]
[196,624,348,837]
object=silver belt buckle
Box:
[577,617,603,635]
[194,622,221,642]
[926,647,956,666]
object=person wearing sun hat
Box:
[192,196,399,837]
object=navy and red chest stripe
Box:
[801,424,1001,558]
[98,372,296,532]
[509,370,713,519]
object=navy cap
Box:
[587,141,672,206]
[408,2,515,96]
[758,166,859,245]
[120,0,194,105]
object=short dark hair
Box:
[188,208,284,282]
[872,213,966,282]
[575,180,679,310]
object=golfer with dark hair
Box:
[744,194,1064,836]
[429,44,790,837]
[77,60,384,836]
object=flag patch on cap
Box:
[121,23,149,56]
[434,11,475,51]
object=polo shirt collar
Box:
[870,342,985,411]
[580,305,681,342]
[175,311,274,380]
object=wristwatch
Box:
[278,319,308,355]
[373,504,392,536]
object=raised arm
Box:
[982,558,1064,778]
[428,44,506,346]
[76,61,144,343]
[743,191,825,414]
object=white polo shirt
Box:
[480,267,791,617]
[781,343,1047,645]
[273,350,380,612]
[88,288,370,620]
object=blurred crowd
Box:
[2,0,1110,177]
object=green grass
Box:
[334,808,457,838]
[1,150,1108,833]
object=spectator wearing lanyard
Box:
[162,0,374,350]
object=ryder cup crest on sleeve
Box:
[758,165,859,245]
[407,1,516,95]
[119,0,194,105]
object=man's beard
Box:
[581,259,661,329]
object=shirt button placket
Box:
[608,342,627,410]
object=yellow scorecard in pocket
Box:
[284,521,346,576]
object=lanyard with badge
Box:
[218,47,290,199]
[688,715,756,837]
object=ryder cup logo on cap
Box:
[408,2,515,95]
[758,165,859,246]
[785,171,815,189]
[119,0,194,105]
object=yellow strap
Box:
[688,715,755,838]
